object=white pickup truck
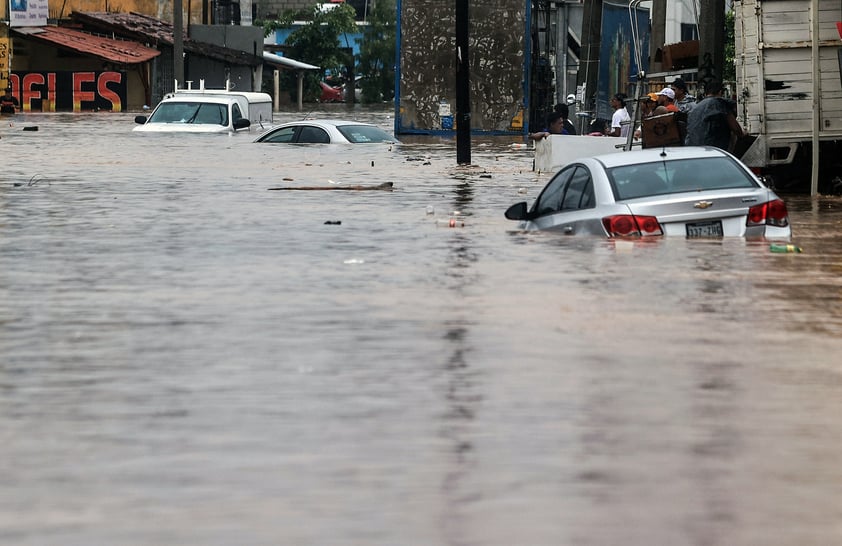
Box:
[134,86,273,133]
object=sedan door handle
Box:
[563,226,574,235]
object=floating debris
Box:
[770,243,802,253]
[268,182,394,191]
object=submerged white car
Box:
[254,119,398,144]
[505,146,792,239]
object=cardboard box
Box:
[641,112,686,148]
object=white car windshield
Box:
[607,156,758,200]
[148,102,229,126]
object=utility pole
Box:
[698,0,725,85]
[174,0,185,90]
[577,0,602,130]
[455,0,471,164]
[556,0,569,104]
[649,0,666,75]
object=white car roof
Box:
[279,119,376,127]
[167,91,272,104]
[591,146,731,168]
[158,96,234,105]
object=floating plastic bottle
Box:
[436,218,465,228]
[436,211,465,228]
[770,243,802,253]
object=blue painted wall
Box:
[268,28,364,61]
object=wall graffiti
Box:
[9,71,127,112]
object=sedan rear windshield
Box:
[607,156,758,200]
[336,125,395,143]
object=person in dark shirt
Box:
[529,111,571,140]
[0,88,19,114]
[671,78,696,114]
[553,103,577,135]
[685,80,743,151]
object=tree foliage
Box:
[356,0,396,103]
[261,0,397,104]
[723,9,735,84]
[263,4,357,102]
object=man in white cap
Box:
[652,87,679,115]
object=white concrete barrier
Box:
[534,135,627,173]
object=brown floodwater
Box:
[1,106,842,545]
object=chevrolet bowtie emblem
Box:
[694,201,714,209]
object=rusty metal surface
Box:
[399,0,526,133]
[12,25,161,64]
[71,11,263,66]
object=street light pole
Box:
[455,0,471,164]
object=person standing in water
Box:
[1,88,19,114]
[529,111,572,140]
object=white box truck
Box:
[733,0,842,192]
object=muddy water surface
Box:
[2,106,842,545]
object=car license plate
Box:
[686,220,723,238]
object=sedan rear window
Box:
[607,157,758,200]
[336,125,395,143]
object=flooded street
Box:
[2,106,842,545]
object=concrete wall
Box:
[189,25,265,91]
[191,24,264,56]
[397,0,526,134]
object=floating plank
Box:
[268,182,394,191]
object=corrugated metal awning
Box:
[12,26,161,64]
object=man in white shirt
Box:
[607,93,631,137]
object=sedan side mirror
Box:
[233,118,251,130]
[134,115,147,125]
[505,202,529,220]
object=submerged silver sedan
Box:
[506,146,791,239]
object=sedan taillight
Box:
[602,215,663,237]
[747,199,789,227]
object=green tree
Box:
[264,3,357,102]
[357,0,396,103]
[724,9,735,83]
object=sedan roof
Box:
[278,119,375,128]
[592,146,731,168]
